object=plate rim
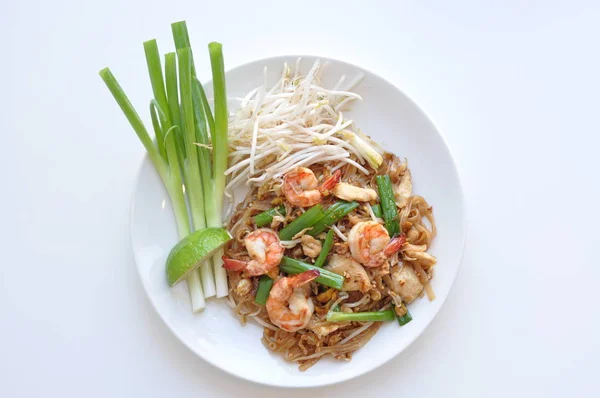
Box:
[129,53,467,388]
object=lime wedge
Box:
[166,227,232,286]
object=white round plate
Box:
[130,55,466,388]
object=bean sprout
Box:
[225,59,383,201]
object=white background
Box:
[2,0,599,396]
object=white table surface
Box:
[2,0,599,396]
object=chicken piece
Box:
[390,265,423,303]
[394,170,412,208]
[325,254,371,293]
[301,235,322,258]
[333,183,378,202]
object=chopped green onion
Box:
[279,205,325,240]
[396,308,413,326]
[376,175,400,236]
[308,201,359,237]
[254,205,286,227]
[255,275,274,305]
[280,257,343,289]
[314,229,334,268]
[326,310,395,322]
[371,203,383,219]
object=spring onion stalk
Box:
[172,22,230,298]
[280,257,344,289]
[151,43,208,308]
[164,53,185,166]
[371,203,383,219]
[376,175,400,236]
[255,275,274,305]
[149,102,166,160]
[308,201,359,237]
[99,67,206,312]
[208,41,230,298]
[195,78,215,141]
[171,21,195,73]
[176,47,217,299]
[326,310,395,322]
[192,79,219,299]
[209,42,229,207]
[170,23,217,298]
[279,205,325,240]
[314,229,334,268]
[254,205,286,227]
[143,40,170,127]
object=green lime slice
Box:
[166,227,232,286]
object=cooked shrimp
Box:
[348,221,406,267]
[266,270,320,332]
[222,229,284,276]
[282,167,341,207]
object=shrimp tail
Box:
[288,269,320,287]
[319,170,342,193]
[222,256,248,272]
[384,233,407,257]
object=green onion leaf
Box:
[326,310,395,322]
[308,201,359,237]
[255,275,274,305]
[376,175,400,236]
[371,203,383,219]
[314,229,334,268]
[279,205,325,240]
[254,205,286,228]
[280,257,343,289]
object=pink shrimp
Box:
[281,167,341,207]
[266,270,320,332]
[222,229,284,276]
[348,221,406,267]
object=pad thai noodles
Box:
[223,61,437,370]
